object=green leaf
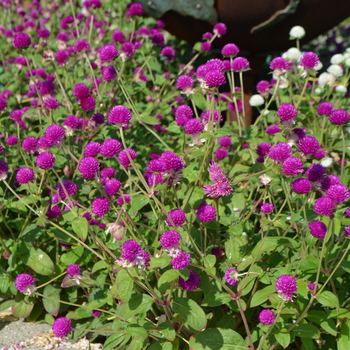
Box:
[115,270,134,303]
[316,291,339,308]
[292,324,320,339]
[204,254,216,268]
[12,295,34,318]
[338,320,350,350]
[192,92,207,110]
[158,270,180,293]
[274,329,291,348]
[126,324,148,338]
[21,248,55,276]
[92,260,109,273]
[189,328,247,350]
[43,284,60,316]
[251,237,297,260]
[104,333,127,350]
[231,193,246,210]
[250,285,276,307]
[330,308,350,319]
[307,310,337,336]
[202,291,231,307]
[131,195,150,213]
[140,116,160,125]
[71,217,88,241]
[229,164,250,177]
[171,298,207,331]
[300,256,319,274]
[225,235,247,264]
[118,294,154,320]
[158,323,176,341]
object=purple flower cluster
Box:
[275,275,298,301]
[117,240,150,268]
[204,162,233,198]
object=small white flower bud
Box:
[330,54,344,64]
[249,94,264,107]
[327,64,343,77]
[286,47,301,62]
[289,26,305,39]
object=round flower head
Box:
[219,136,232,148]
[317,102,334,116]
[329,109,350,125]
[43,98,60,110]
[108,105,132,127]
[260,203,274,214]
[314,196,336,216]
[160,230,181,248]
[213,23,227,37]
[73,84,90,100]
[281,156,304,176]
[259,309,276,325]
[121,42,135,58]
[84,142,101,157]
[266,125,282,135]
[52,317,72,338]
[179,270,200,291]
[275,274,298,301]
[175,105,193,124]
[257,143,272,157]
[101,167,116,179]
[57,180,78,200]
[161,46,175,62]
[102,66,117,81]
[159,151,185,171]
[147,160,166,173]
[176,75,194,92]
[291,178,312,194]
[152,32,164,46]
[298,136,320,157]
[256,80,271,96]
[100,139,122,158]
[99,44,118,64]
[78,157,100,179]
[16,168,35,184]
[305,164,326,182]
[91,197,110,217]
[38,28,50,38]
[309,220,327,239]
[166,209,186,227]
[184,118,204,135]
[215,148,229,160]
[66,264,81,277]
[300,52,319,70]
[47,206,62,219]
[75,39,90,52]
[56,50,70,66]
[116,193,131,206]
[45,125,65,146]
[104,179,121,196]
[221,43,239,57]
[80,96,96,111]
[121,240,141,261]
[277,103,298,122]
[231,57,250,71]
[225,267,239,286]
[200,110,222,124]
[112,30,125,43]
[326,184,350,203]
[327,64,343,77]
[36,152,55,169]
[197,203,217,222]
[92,113,105,125]
[118,148,137,167]
[15,274,35,294]
[6,135,18,145]
[268,143,293,163]
[170,251,191,270]
[308,283,316,291]
[13,33,31,48]
[126,2,144,17]
[0,97,7,111]
[204,70,226,88]
[249,94,264,107]
[64,115,80,130]
[0,161,9,180]
[290,25,305,39]
[270,57,288,71]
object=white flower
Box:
[258,174,272,185]
[249,94,264,107]
[320,157,333,168]
[331,54,344,64]
[285,47,301,62]
[314,87,323,94]
[289,26,305,39]
[318,72,335,87]
[335,85,347,93]
[345,58,350,67]
[327,64,343,77]
[314,61,323,71]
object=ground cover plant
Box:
[1,1,350,349]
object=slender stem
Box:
[36,272,67,289]
[237,299,255,350]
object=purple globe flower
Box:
[201,42,211,52]
[104,179,121,196]
[281,156,304,176]
[184,119,204,135]
[100,139,122,158]
[204,182,233,198]
[314,197,336,216]
[118,149,137,167]
[219,136,232,148]
[179,270,200,291]
[121,240,141,262]
[326,184,350,203]
[80,96,96,111]
[225,267,239,286]
[46,206,62,219]
[345,226,350,237]
[231,57,250,71]
[268,143,293,163]
[36,152,55,169]
[176,75,194,92]
[13,33,31,48]
[175,105,193,126]
[147,160,166,173]
[57,180,78,200]
[84,142,101,157]
[298,136,320,157]
[92,113,105,125]
[329,109,350,125]
[101,66,117,81]
[270,57,288,71]
[277,103,298,122]
[64,115,80,129]
[291,178,313,194]
[73,84,90,100]
[308,283,317,291]
[99,44,118,64]
[159,151,185,171]
[221,43,239,57]
[112,30,125,43]
[56,50,70,66]
[160,230,181,248]
[259,309,276,325]
[91,197,110,217]
[200,110,222,124]
[161,46,176,61]
[260,203,275,214]
[213,23,227,37]
[257,143,272,157]
[317,102,334,116]
[215,148,229,160]
[170,251,191,270]
[6,135,18,145]
[300,52,319,69]
[78,157,100,179]
[108,105,132,127]
[309,220,327,239]
[204,70,226,88]
[275,275,298,301]
[15,274,35,294]
[266,125,282,135]
[38,28,50,38]
[45,124,65,146]
[66,264,81,277]
[101,167,117,179]
[256,80,271,95]
[166,209,186,227]
[16,168,35,184]
[197,203,217,222]
[52,317,72,338]
[305,164,326,182]
[126,2,144,17]
[43,97,60,110]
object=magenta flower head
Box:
[259,309,276,325]
[256,80,271,96]
[112,30,125,43]
[175,105,193,126]
[73,83,90,100]
[213,23,227,37]
[66,264,81,277]
[91,197,110,217]
[57,180,78,200]
[277,103,298,122]
[161,46,175,62]
[22,137,37,152]
[309,220,327,239]
[305,164,326,182]
[204,70,226,88]
[38,28,50,38]
[219,136,232,148]
[225,267,239,286]
[260,203,275,214]
[179,270,200,291]
[300,52,319,70]
[15,273,35,295]
[275,274,298,301]
[326,184,350,203]
[329,109,350,125]
[268,143,293,163]
[102,66,117,81]
[36,152,55,169]
[176,75,194,93]
[118,149,137,167]
[81,96,96,111]
[184,118,204,135]
[99,44,118,64]
[166,209,186,227]
[221,43,239,57]
[121,240,141,261]
[197,202,217,222]
[147,160,166,173]
[159,151,185,171]
[281,156,304,176]
[170,251,191,270]
[84,142,101,157]
[215,148,229,160]
[126,2,144,17]
[104,179,121,196]
[270,57,288,71]
[257,143,272,157]
[56,50,70,66]
[52,317,72,338]
[200,110,222,124]
[314,196,336,216]
[13,33,31,48]
[100,139,122,158]
[317,102,334,116]
[231,57,250,71]
[266,125,282,135]
[6,135,18,145]
[160,230,181,249]
[0,161,9,180]
[108,105,132,127]
[16,168,35,184]
[43,97,60,110]
[291,178,313,194]
[45,124,65,146]
[298,136,320,157]
[78,157,100,179]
